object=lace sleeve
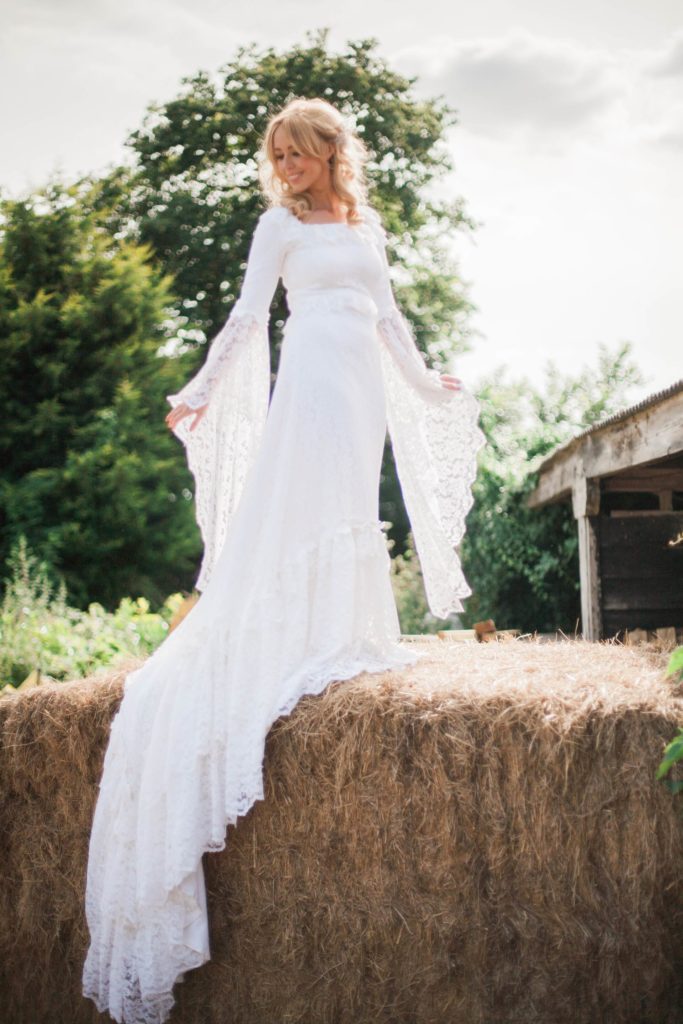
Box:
[361,206,455,405]
[363,204,487,618]
[166,313,263,411]
[166,207,286,411]
[165,207,287,591]
[375,311,457,406]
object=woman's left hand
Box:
[165,402,208,432]
[439,373,462,391]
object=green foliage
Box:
[0,535,183,690]
[462,470,579,633]
[388,529,454,635]
[656,647,683,798]
[0,182,202,608]
[459,341,646,633]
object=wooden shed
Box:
[527,379,683,641]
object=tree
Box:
[460,341,646,633]
[0,181,201,608]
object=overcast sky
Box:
[2,0,681,404]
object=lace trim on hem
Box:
[83,643,420,1024]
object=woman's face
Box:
[272,124,332,192]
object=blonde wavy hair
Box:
[257,97,370,225]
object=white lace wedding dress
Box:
[82,202,486,1023]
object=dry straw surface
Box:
[0,636,681,1024]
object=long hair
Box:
[257,97,370,225]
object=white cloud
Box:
[386,28,682,398]
[395,27,683,156]
[396,30,620,144]
[643,26,683,77]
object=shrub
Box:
[0,535,183,690]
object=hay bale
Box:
[0,638,681,1024]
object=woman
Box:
[82,96,486,1024]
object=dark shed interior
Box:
[527,380,683,640]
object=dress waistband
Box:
[286,287,378,319]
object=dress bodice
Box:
[277,207,387,321]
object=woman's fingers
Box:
[189,406,207,432]
[165,407,183,428]
[165,403,194,429]
[439,373,462,391]
[165,402,209,431]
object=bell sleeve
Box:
[166,206,287,592]
[364,205,487,618]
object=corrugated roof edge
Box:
[537,376,683,469]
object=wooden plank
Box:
[599,514,683,579]
[571,476,601,517]
[657,626,678,644]
[609,510,677,516]
[598,511,683,631]
[436,628,520,642]
[572,477,602,640]
[577,513,601,640]
[600,551,682,579]
[601,577,682,610]
[603,608,683,631]
[600,511,683,536]
[624,628,649,645]
[602,469,683,492]
[527,390,683,508]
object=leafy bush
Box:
[388,528,457,635]
[0,183,201,610]
[657,646,683,799]
[0,535,184,690]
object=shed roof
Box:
[542,378,683,465]
[527,377,683,508]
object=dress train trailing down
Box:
[82,202,486,1023]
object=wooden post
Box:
[572,476,602,641]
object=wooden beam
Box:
[609,509,676,517]
[527,390,683,508]
[577,516,602,640]
[602,469,683,492]
[572,477,602,641]
[571,476,601,517]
